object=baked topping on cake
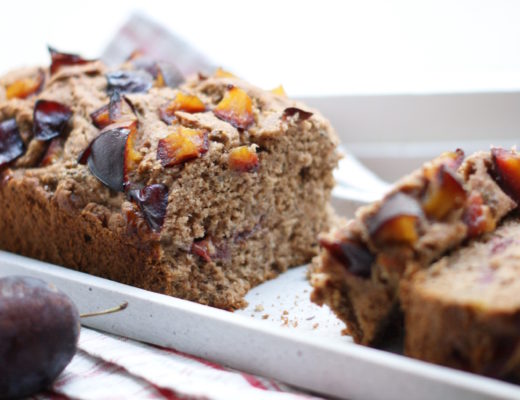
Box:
[228,145,259,172]
[366,192,423,247]
[123,126,142,187]
[90,92,136,130]
[282,107,313,122]
[159,92,206,125]
[157,126,209,167]
[48,47,92,75]
[39,138,63,167]
[213,86,254,129]
[491,147,520,201]
[319,231,374,278]
[5,69,45,100]
[270,85,286,97]
[128,184,169,232]
[78,126,130,192]
[190,237,229,263]
[0,119,24,168]
[33,100,72,141]
[421,151,466,220]
[106,70,154,95]
[463,192,495,237]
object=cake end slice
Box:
[401,219,520,378]
[311,149,519,345]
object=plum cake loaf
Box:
[311,148,520,345]
[0,48,339,309]
[401,219,520,378]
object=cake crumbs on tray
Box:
[313,323,319,330]
[254,304,264,312]
[262,314,269,320]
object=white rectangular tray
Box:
[4,89,520,398]
[1,251,519,400]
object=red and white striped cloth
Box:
[101,13,216,76]
[32,327,318,400]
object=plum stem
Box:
[80,301,128,318]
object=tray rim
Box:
[1,250,519,400]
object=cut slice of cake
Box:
[401,219,520,379]
[311,148,520,344]
[0,48,339,309]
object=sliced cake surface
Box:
[402,219,520,378]
[0,49,339,309]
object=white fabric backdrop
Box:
[1,0,520,96]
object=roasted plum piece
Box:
[428,149,464,174]
[213,86,254,129]
[191,238,214,262]
[157,126,208,167]
[214,67,236,78]
[90,93,139,187]
[320,235,375,278]
[78,127,129,192]
[5,69,45,100]
[228,146,259,172]
[106,70,154,95]
[0,276,79,399]
[97,118,138,136]
[0,119,25,168]
[33,100,72,141]
[366,192,423,246]
[90,92,136,130]
[123,127,142,187]
[79,119,141,192]
[463,192,496,238]
[39,138,63,167]
[422,165,467,220]
[48,46,91,75]
[491,147,520,202]
[128,184,169,232]
[159,92,206,125]
[191,237,229,263]
[282,107,313,122]
[271,85,287,97]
